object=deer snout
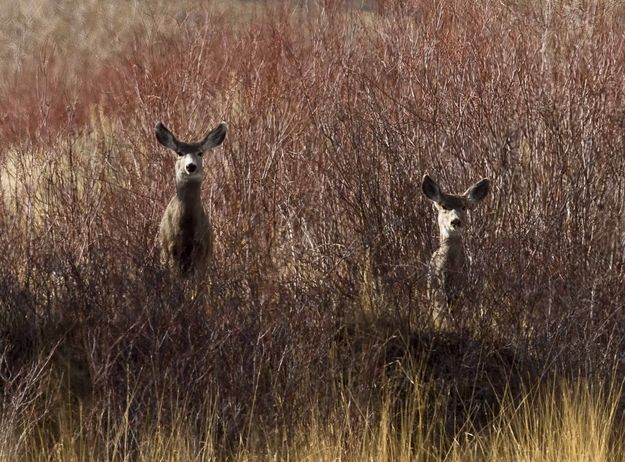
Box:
[186,163,197,173]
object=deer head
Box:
[422,175,490,240]
[155,121,228,186]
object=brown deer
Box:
[155,121,227,276]
[421,174,490,324]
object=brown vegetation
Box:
[1,0,625,459]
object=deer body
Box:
[155,121,227,276]
[422,175,490,322]
[428,235,467,308]
[159,182,213,275]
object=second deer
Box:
[155,121,227,276]
[421,174,490,324]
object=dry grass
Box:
[1,374,622,461]
[1,0,625,459]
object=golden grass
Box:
[0,377,621,462]
[0,109,127,230]
[469,380,623,462]
[0,0,265,77]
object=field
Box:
[1,0,625,460]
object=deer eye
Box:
[197,151,204,157]
[176,151,184,157]
[441,204,451,211]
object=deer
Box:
[421,174,490,325]
[155,121,227,276]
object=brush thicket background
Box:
[1,0,625,460]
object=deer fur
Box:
[422,174,490,323]
[155,121,227,276]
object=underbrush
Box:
[1,0,625,459]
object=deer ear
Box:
[199,122,228,152]
[155,122,180,151]
[422,174,442,203]
[464,178,490,206]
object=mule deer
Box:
[421,174,490,323]
[155,121,227,276]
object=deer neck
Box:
[439,232,463,247]
[175,180,203,214]
[437,232,467,268]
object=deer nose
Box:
[451,218,462,227]
[186,164,197,173]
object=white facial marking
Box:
[436,202,468,239]
[176,152,203,183]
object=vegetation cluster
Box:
[1,0,624,460]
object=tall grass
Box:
[1,0,625,459]
[1,374,622,461]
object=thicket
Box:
[1,0,624,459]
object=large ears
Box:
[422,174,443,203]
[155,122,180,151]
[199,122,228,152]
[463,178,490,207]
